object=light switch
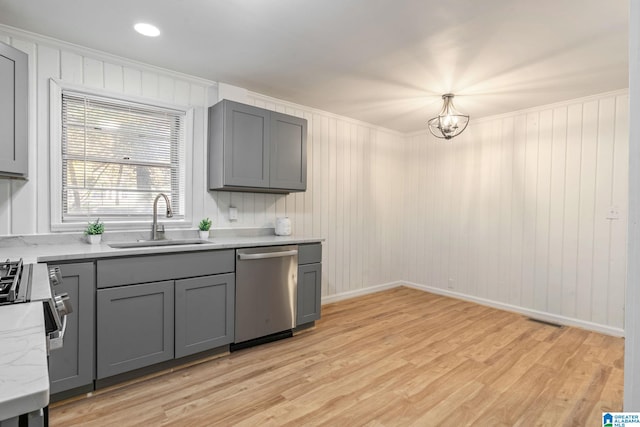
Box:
[229,207,238,221]
[606,206,620,220]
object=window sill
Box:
[51,218,193,233]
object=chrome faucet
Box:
[152,193,173,240]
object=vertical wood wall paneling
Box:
[592,97,616,326]
[576,101,598,321]
[0,29,211,236]
[497,117,514,304]
[319,115,329,297]
[610,95,629,328]
[510,114,527,307]
[562,103,583,319]
[0,27,628,331]
[189,84,207,224]
[534,110,552,312]
[103,63,123,93]
[33,43,57,234]
[404,92,628,331]
[82,57,103,88]
[547,107,568,316]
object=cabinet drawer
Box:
[298,243,322,265]
[97,250,234,288]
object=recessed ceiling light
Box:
[134,23,160,37]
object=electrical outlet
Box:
[229,207,238,221]
[448,278,455,289]
[606,206,620,220]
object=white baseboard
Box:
[401,281,624,337]
[321,281,402,305]
[320,281,624,337]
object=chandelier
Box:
[427,94,469,140]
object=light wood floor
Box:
[50,287,623,426]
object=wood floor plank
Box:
[50,287,623,426]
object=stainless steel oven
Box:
[0,259,72,427]
[0,260,72,351]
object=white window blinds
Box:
[61,91,185,221]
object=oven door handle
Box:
[49,314,67,351]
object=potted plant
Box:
[198,217,212,240]
[85,218,104,244]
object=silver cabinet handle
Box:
[238,250,298,260]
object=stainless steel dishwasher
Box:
[233,245,298,347]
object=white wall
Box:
[0,27,212,236]
[206,92,406,298]
[403,91,629,335]
[0,25,406,300]
[0,25,630,333]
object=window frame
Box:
[49,79,194,232]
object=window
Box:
[50,81,190,229]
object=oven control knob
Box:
[48,267,63,286]
[54,292,73,316]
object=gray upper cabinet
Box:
[48,262,95,397]
[0,42,28,179]
[208,99,307,193]
[222,102,270,188]
[269,111,307,191]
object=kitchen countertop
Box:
[0,230,322,421]
[0,302,49,421]
[0,234,324,264]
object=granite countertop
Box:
[0,302,49,421]
[0,231,323,264]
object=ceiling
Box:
[0,0,629,133]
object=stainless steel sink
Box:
[108,238,209,249]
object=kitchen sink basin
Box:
[108,238,210,249]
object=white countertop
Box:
[0,302,49,421]
[0,234,323,264]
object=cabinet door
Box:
[96,281,174,379]
[48,263,95,395]
[0,42,28,178]
[269,111,307,191]
[224,101,270,188]
[175,273,235,358]
[296,263,321,325]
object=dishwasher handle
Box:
[238,249,298,261]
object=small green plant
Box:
[85,218,105,235]
[198,217,212,231]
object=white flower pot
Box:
[87,234,102,245]
[199,230,209,240]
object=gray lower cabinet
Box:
[96,281,174,379]
[0,41,28,179]
[296,243,322,326]
[48,262,95,396]
[296,263,322,325]
[175,273,235,358]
